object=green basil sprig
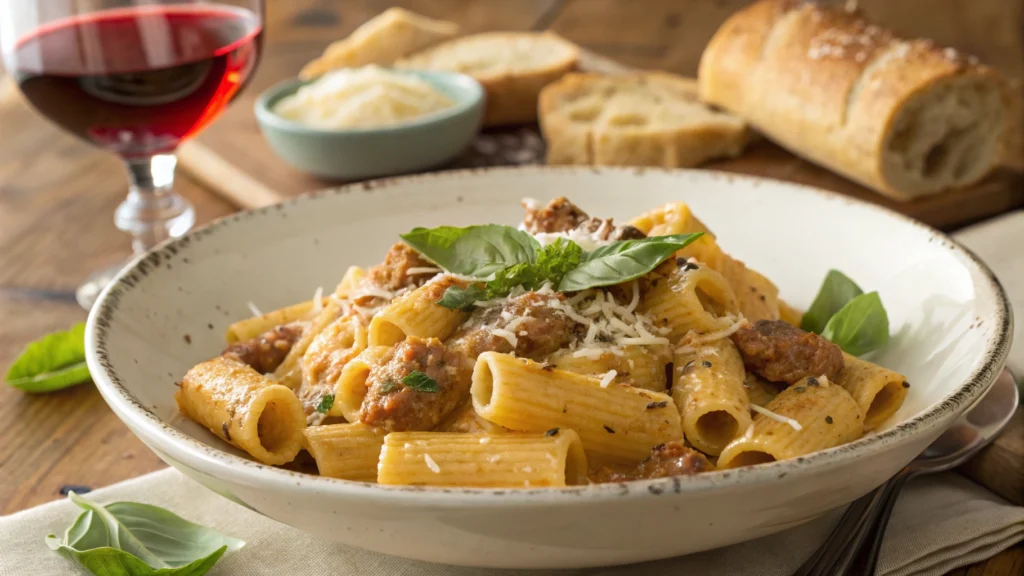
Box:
[801,270,864,334]
[6,322,91,393]
[402,224,702,308]
[402,370,439,392]
[804,270,890,356]
[822,292,890,356]
[46,492,244,576]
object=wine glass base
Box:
[76,260,130,310]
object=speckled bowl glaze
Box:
[86,167,1011,569]
[254,70,484,180]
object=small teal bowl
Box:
[254,70,484,180]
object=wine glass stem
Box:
[115,154,196,254]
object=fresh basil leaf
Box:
[557,233,704,291]
[533,238,583,287]
[402,225,538,278]
[6,322,91,393]
[402,370,439,393]
[802,270,864,334]
[822,291,890,356]
[46,492,244,576]
[437,284,488,310]
[315,394,335,414]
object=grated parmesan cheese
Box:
[352,286,395,301]
[599,370,617,388]
[751,404,803,432]
[479,437,491,444]
[247,301,263,317]
[489,327,519,348]
[406,267,441,275]
[423,453,441,474]
[675,316,750,354]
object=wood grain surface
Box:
[181,0,1024,230]
[0,1,1021,573]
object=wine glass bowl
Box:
[0,0,264,308]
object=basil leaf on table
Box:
[6,322,91,393]
[822,291,890,356]
[557,233,704,291]
[801,270,864,334]
[402,370,439,393]
[401,225,539,278]
[46,492,244,576]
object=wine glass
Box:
[0,0,264,308]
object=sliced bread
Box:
[299,8,459,80]
[539,72,751,167]
[397,32,579,127]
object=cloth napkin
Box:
[1,469,1021,576]
[2,212,1022,576]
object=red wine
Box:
[12,6,262,157]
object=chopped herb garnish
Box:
[402,371,439,393]
[807,377,820,387]
[794,386,807,393]
[701,360,713,368]
[902,381,910,388]
[603,425,616,434]
[545,428,560,437]
[825,415,834,424]
[315,394,335,413]
[646,401,669,410]
[221,423,231,441]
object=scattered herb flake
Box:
[545,428,559,437]
[402,371,439,393]
[315,394,335,414]
[646,401,669,410]
[603,425,616,434]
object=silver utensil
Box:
[795,368,1019,576]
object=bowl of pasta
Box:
[85,167,1011,569]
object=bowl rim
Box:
[85,165,1013,506]
[253,69,485,136]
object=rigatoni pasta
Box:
[177,195,910,487]
[471,352,682,463]
[672,338,751,455]
[377,431,588,487]
[717,377,863,468]
[303,423,385,481]
[836,352,909,431]
[177,357,306,465]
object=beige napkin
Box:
[2,213,1022,575]
[0,469,1021,576]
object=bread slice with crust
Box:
[539,72,751,167]
[299,8,458,80]
[397,32,579,127]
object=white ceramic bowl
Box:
[86,167,1011,569]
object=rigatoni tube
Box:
[303,423,385,482]
[368,276,469,346]
[672,338,752,456]
[835,352,909,431]
[717,377,863,469]
[177,357,305,465]
[471,352,682,463]
[377,431,588,487]
[640,260,739,340]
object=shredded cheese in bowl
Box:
[274,65,455,129]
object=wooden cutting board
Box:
[179,50,1024,230]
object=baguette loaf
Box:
[397,32,579,127]
[299,8,458,80]
[699,0,1009,200]
[539,72,750,167]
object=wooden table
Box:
[0,1,1021,574]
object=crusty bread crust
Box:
[699,0,1009,200]
[299,8,458,80]
[539,72,750,168]
[397,32,579,127]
